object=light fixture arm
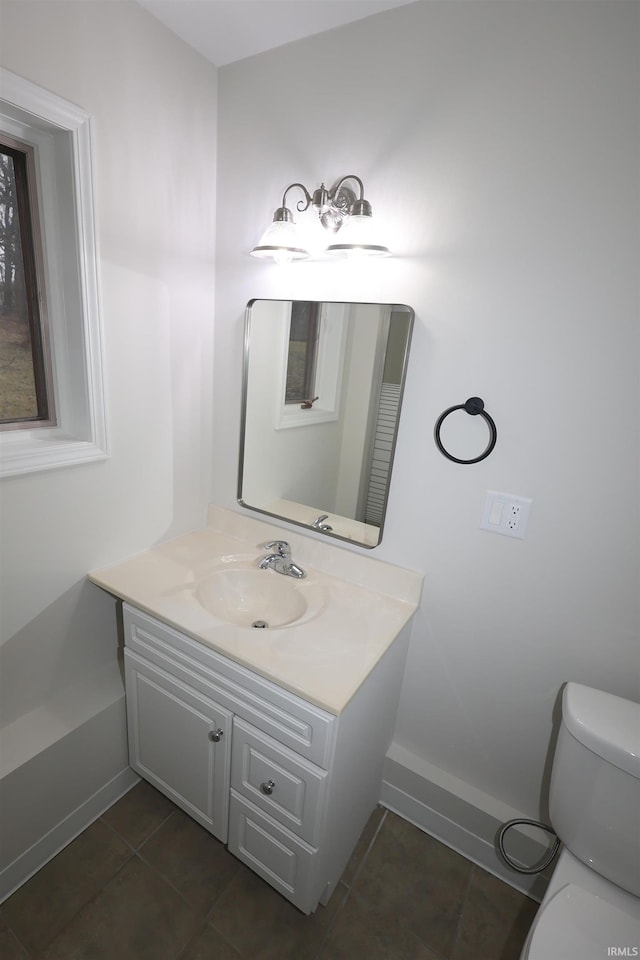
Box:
[281,182,313,214]
[332,174,365,202]
[332,174,372,218]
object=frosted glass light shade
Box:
[325,214,390,258]
[250,219,310,263]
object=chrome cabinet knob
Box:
[208,728,224,742]
[260,779,276,796]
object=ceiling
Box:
[136,0,417,67]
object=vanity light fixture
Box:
[250,175,391,263]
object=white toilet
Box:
[520,682,640,959]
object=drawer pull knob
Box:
[260,779,276,796]
[208,728,224,742]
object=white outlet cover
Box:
[481,491,532,539]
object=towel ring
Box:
[434,397,497,464]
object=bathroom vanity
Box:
[90,507,422,913]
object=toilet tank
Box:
[549,683,640,897]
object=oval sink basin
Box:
[195,568,308,628]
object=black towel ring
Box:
[434,397,497,464]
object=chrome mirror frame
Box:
[238,299,414,548]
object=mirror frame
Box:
[237,299,414,548]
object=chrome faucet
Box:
[312,513,333,532]
[258,540,306,579]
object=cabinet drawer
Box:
[228,791,317,914]
[231,718,327,846]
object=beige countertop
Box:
[89,506,423,715]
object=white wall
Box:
[214,0,639,860]
[0,0,217,893]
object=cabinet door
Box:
[125,650,232,842]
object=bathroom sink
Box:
[195,568,308,628]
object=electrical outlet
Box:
[508,503,521,532]
[481,491,532,539]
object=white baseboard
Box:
[381,743,553,902]
[0,766,139,903]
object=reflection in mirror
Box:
[238,300,414,548]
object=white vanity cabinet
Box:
[122,602,410,914]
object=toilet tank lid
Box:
[562,684,640,779]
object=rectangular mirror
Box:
[238,299,414,548]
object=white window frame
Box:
[0,68,108,477]
[275,302,348,430]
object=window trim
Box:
[275,302,348,430]
[0,68,108,477]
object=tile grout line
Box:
[311,808,390,960]
[200,917,246,960]
[97,811,144,857]
[0,907,33,959]
[309,883,350,960]
[133,840,243,918]
[100,805,177,855]
[98,804,213,912]
[21,859,135,958]
[127,807,247,921]
[345,807,388,891]
[449,862,476,959]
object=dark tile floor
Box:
[1,780,538,960]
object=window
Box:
[1,137,54,427]
[0,68,107,477]
[276,301,348,430]
[285,301,320,404]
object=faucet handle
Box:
[312,514,333,532]
[263,540,290,558]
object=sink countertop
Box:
[89,507,423,715]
